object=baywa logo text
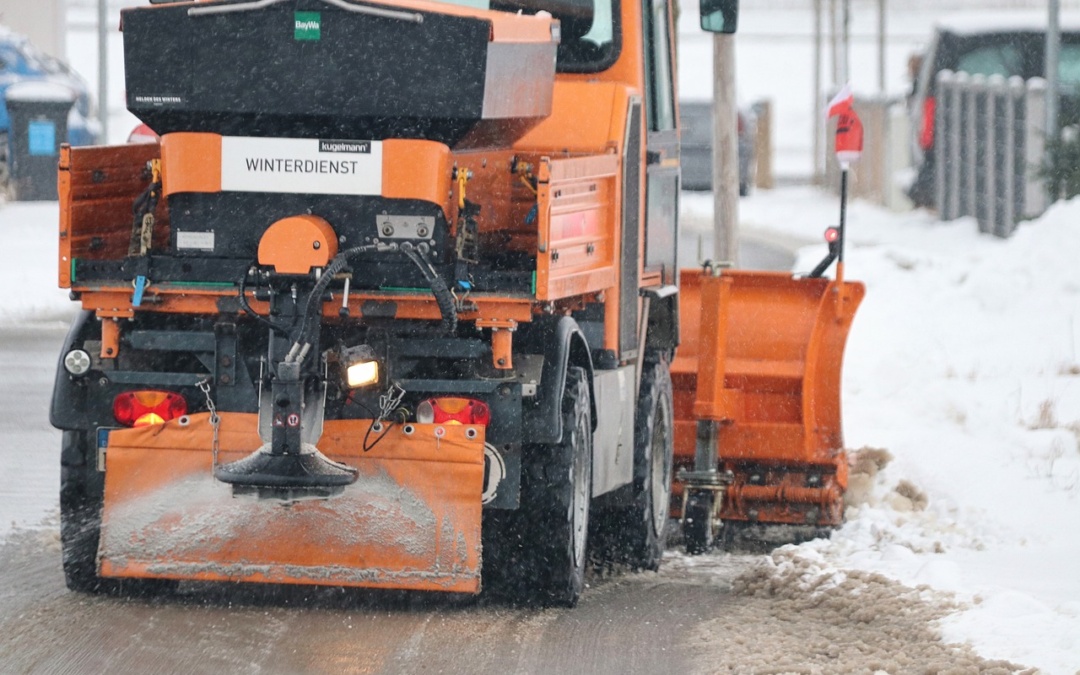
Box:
[319,139,372,154]
[295,12,321,40]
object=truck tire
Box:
[60,431,106,593]
[591,356,674,571]
[483,366,593,607]
[60,430,177,596]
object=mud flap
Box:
[98,413,485,593]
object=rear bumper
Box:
[98,413,485,593]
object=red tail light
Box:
[919,96,936,151]
[416,397,491,426]
[113,390,187,427]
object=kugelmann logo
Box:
[295,12,321,41]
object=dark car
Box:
[907,14,1080,207]
[679,100,756,195]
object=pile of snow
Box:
[686,187,1080,674]
[0,203,76,326]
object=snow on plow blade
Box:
[98,414,485,593]
[673,269,865,527]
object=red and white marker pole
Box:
[826,84,864,284]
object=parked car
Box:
[679,100,756,195]
[0,26,99,168]
[907,14,1080,207]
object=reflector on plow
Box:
[673,269,864,528]
[98,414,485,593]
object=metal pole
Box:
[877,0,886,94]
[98,0,109,143]
[1024,77,1049,218]
[813,0,824,182]
[842,0,851,85]
[712,34,739,266]
[829,0,839,87]
[838,168,848,266]
[1047,0,1061,150]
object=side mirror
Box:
[700,0,738,33]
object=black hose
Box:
[290,245,375,348]
[403,247,458,336]
[238,267,290,335]
[285,244,457,358]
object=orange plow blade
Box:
[98,414,485,593]
[673,269,864,527]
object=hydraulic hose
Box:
[289,245,377,350]
[238,266,290,336]
[403,247,458,336]
[285,244,458,360]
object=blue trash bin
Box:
[5,81,76,201]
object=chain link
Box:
[378,383,406,422]
[198,378,221,470]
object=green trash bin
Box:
[5,81,76,201]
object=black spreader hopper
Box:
[122,0,557,147]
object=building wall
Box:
[0,0,66,59]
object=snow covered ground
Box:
[686,188,1080,674]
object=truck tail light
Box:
[113,390,187,427]
[919,96,936,151]
[415,397,491,426]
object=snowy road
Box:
[0,322,1031,674]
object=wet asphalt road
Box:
[0,242,1025,674]
[0,322,756,675]
[0,240,797,675]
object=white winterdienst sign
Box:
[220,137,383,195]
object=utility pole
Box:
[1047,0,1061,148]
[878,0,886,94]
[98,0,109,143]
[813,0,824,182]
[829,0,839,87]
[712,33,739,266]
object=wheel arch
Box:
[50,310,97,431]
[521,315,596,445]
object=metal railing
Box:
[934,70,1048,238]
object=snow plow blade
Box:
[673,269,864,527]
[98,413,485,593]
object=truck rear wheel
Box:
[483,366,593,607]
[60,431,177,596]
[591,356,674,570]
[60,431,106,593]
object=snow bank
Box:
[721,189,1080,674]
[0,202,77,326]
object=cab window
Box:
[956,44,1023,78]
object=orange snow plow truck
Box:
[50,0,861,605]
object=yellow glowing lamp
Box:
[342,344,381,389]
[347,359,380,388]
